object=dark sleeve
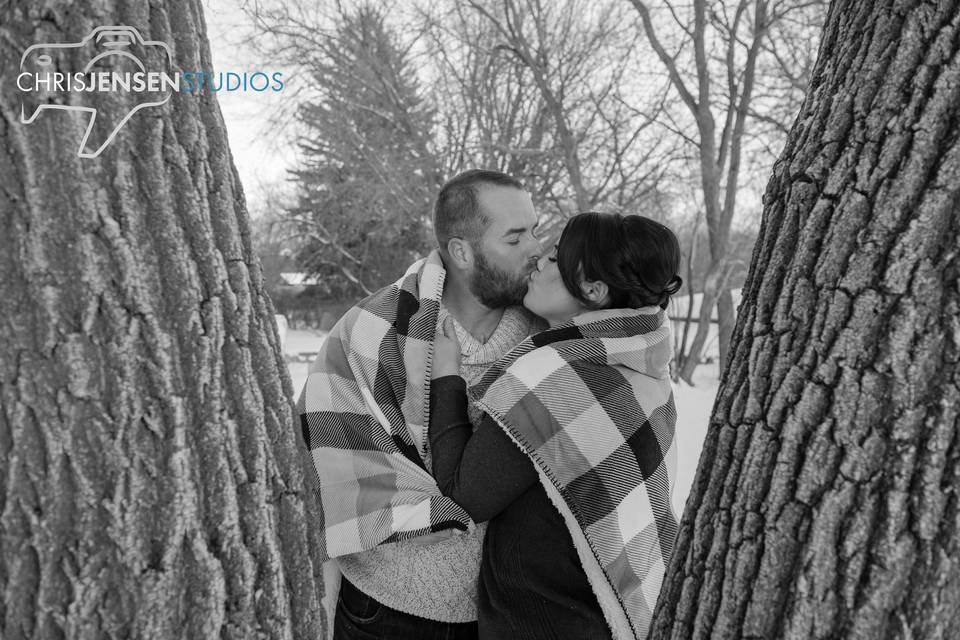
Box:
[429,376,538,522]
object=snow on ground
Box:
[283,325,720,516]
[671,364,719,515]
[285,327,328,398]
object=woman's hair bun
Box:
[662,275,683,296]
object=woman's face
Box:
[523,245,588,326]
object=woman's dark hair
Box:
[556,212,683,310]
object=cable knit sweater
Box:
[335,305,537,622]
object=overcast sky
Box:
[196,0,768,227]
[203,0,296,215]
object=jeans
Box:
[333,578,479,640]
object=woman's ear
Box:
[581,280,610,307]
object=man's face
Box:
[468,185,541,308]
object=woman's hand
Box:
[432,317,462,379]
[408,529,459,547]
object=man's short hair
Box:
[433,169,524,255]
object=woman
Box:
[429,212,683,640]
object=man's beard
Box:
[469,250,532,308]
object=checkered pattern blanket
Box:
[297,250,473,561]
[470,307,679,640]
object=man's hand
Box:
[432,317,462,379]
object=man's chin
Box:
[511,283,531,307]
[468,262,530,308]
[476,290,524,309]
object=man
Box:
[298,170,543,640]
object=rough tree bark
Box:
[651,1,960,638]
[0,2,326,638]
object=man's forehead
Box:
[477,185,536,230]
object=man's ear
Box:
[581,280,610,307]
[445,237,473,270]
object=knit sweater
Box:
[335,305,536,622]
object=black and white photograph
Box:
[1,0,958,638]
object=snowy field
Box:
[284,324,720,517]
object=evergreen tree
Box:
[288,4,441,297]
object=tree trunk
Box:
[652,1,960,639]
[678,284,717,384]
[678,257,733,384]
[0,3,326,638]
[716,287,735,371]
[675,212,702,377]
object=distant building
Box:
[279,272,324,287]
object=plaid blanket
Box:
[470,306,679,640]
[297,250,473,561]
